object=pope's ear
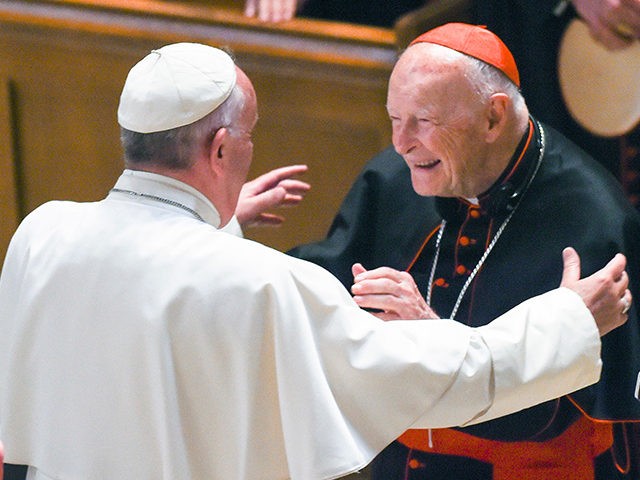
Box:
[486,93,509,142]
[209,127,228,171]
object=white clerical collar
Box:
[110,169,222,228]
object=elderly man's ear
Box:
[486,93,509,142]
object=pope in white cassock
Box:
[0,43,631,480]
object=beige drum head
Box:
[558,18,640,137]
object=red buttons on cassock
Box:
[469,208,481,219]
[459,236,470,246]
[434,277,448,287]
[455,265,467,275]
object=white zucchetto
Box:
[117,43,237,133]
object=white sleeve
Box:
[409,287,601,428]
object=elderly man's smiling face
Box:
[387,43,499,199]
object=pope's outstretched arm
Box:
[406,247,630,429]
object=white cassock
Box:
[0,170,601,480]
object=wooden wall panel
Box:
[246,60,393,249]
[0,30,127,212]
[0,0,397,262]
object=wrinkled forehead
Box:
[387,45,489,122]
[392,43,467,83]
[388,44,472,103]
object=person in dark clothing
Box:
[244,0,640,186]
[289,23,640,480]
[243,0,426,26]
[298,0,425,27]
[473,0,640,179]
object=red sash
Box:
[398,415,612,480]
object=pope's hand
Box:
[236,164,310,228]
[560,246,631,336]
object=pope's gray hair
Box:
[121,83,246,169]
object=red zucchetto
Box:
[410,23,520,87]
